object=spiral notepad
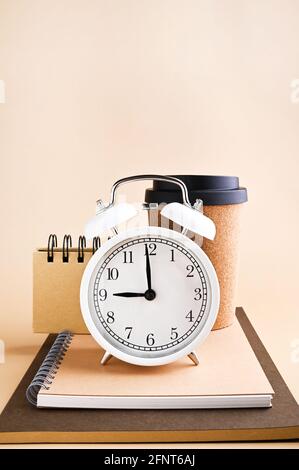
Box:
[33,234,101,334]
[25,318,273,409]
[26,331,73,406]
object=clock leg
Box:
[101,351,113,366]
[188,351,199,366]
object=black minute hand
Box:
[113,292,145,298]
[145,243,152,291]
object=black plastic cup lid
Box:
[145,175,248,206]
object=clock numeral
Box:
[106,311,115,324]
[107,267,119,280]
[99,289,107,301]
[125,327,133,339]
[146,333,155,346]
[170,249,175,262]
[170,327,178,340]
[194,288,202,300]
[186,310,194,322]
[186,265,194,277]
[123,251,133,263]
[144,243,156,256]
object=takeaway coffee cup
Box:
[145,175,248,330]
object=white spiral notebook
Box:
[26,318,274,409]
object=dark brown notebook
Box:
[0,308,298,443]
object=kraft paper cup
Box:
[145,175,248,330]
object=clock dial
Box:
[87,235,211,359]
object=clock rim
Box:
[80,226,220,366]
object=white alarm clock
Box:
[80,175,220,367]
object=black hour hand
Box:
[113,292,145,298]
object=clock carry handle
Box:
[108,174,192,208]
[85,174,216,240]
[106,174,215,240]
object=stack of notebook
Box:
[27,315,273,409]
[0,308,298,443]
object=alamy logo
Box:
[290,79,299,103]
[291,338,299,364]
[0,339,5,364]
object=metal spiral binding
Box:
[62,234,72,262]
[92,236,101,254]
[47,234,57,262]
[77,235,86,262]
[26,331,73,406]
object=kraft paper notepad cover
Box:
[33,249,90,334]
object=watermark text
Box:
[290,79,299,103]
[291,338,299,364]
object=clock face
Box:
[81,227,219,366]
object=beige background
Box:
[0,0,298,446]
